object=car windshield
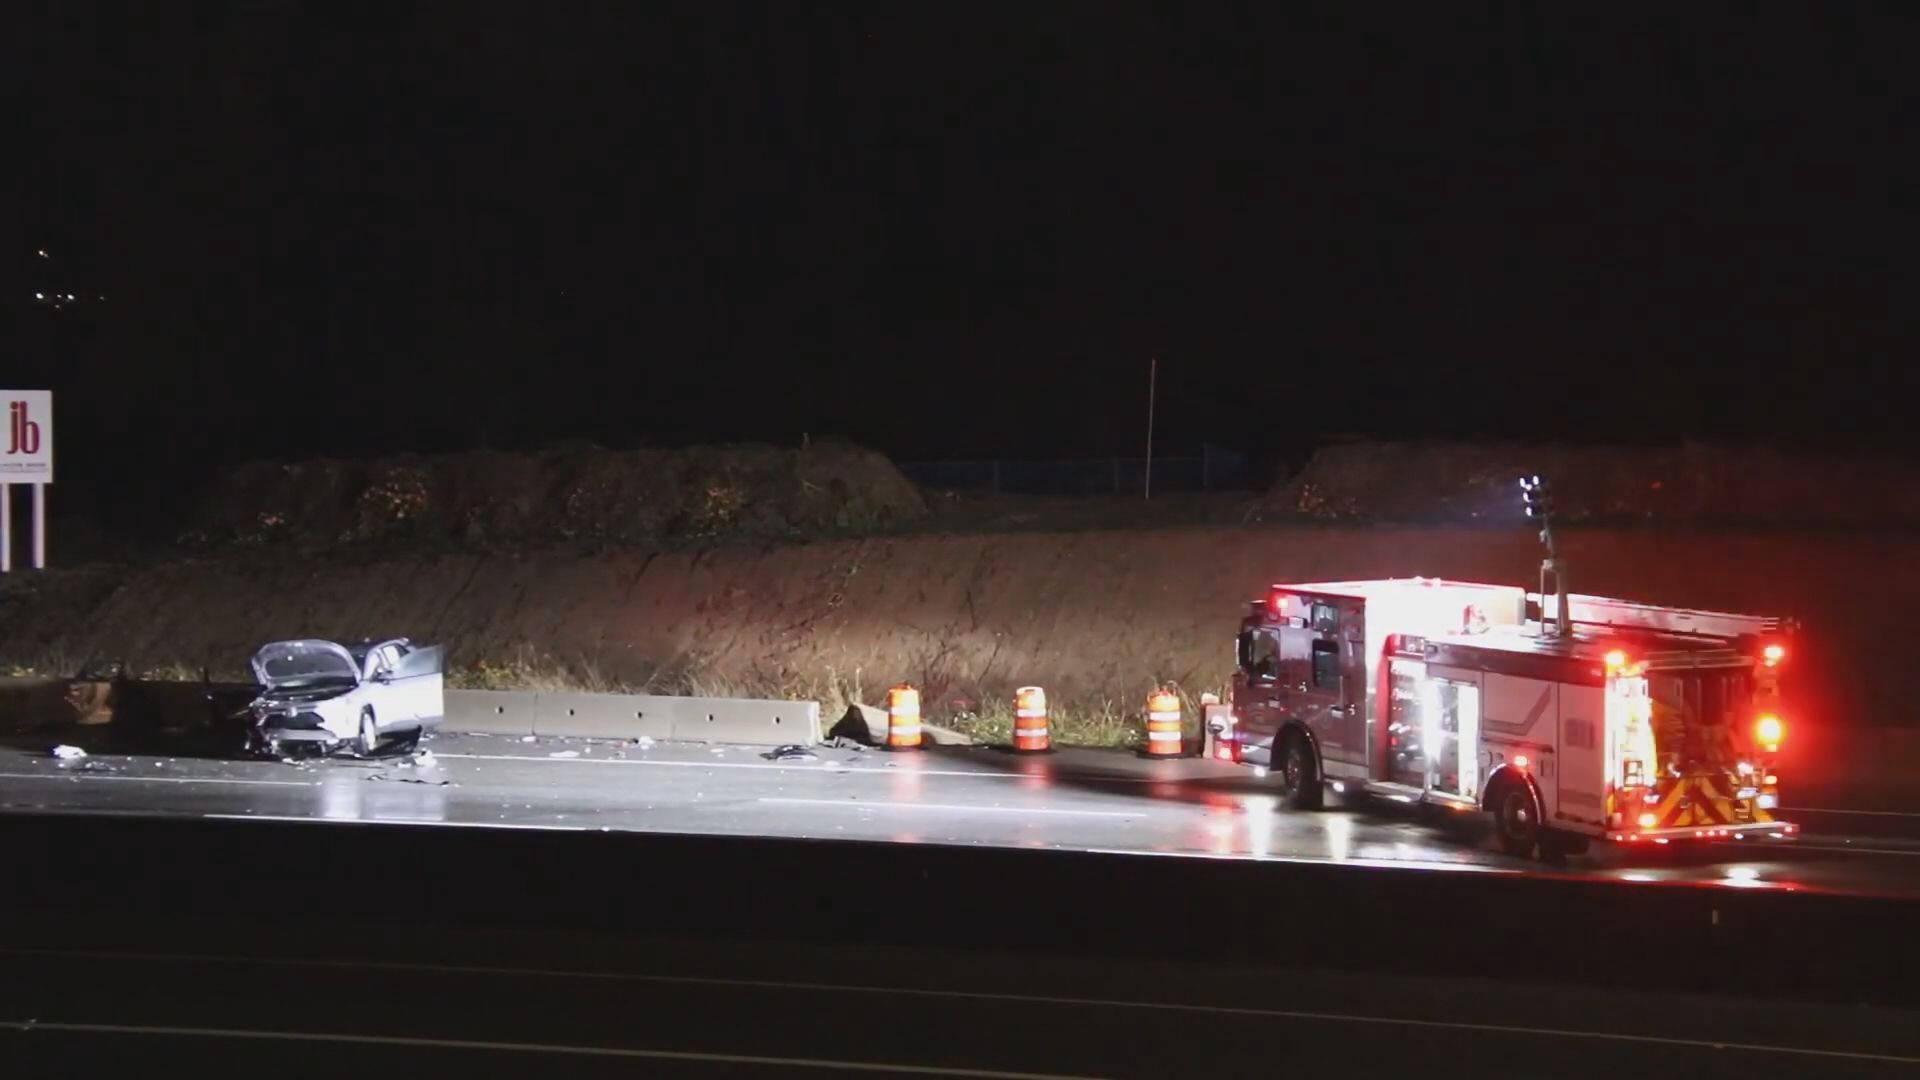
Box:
[252,641,358,686]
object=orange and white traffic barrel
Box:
[1012,686,1051,753]
[885,683,922,751]
[1142,688,1184,757]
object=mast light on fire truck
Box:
[1756,713,1784,752]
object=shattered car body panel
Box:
[245,638,446,756]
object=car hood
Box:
[250,640,361,689]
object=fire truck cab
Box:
[1211,578,1797,858]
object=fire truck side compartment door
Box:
[1480,672,1559,814]
[1556,684,1606,826]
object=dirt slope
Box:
[0,527,1907,760]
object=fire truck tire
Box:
[1277,731,1323,811]
[1491,778,1542,858]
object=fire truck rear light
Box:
[1763,643,1786,666]
[1637,813,1657,828]
[1513,754,1529,769]
[1604,649,1628,672]
[1763,774,1778,786]
[1755,714,1784,750]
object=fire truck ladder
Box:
[1531,592,1783,640]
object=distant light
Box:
[34,292,43,300]
[35,249,47,258]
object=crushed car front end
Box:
[245,641,364,756]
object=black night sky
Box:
[9,3,1920,522]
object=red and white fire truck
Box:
[1205,577,1798,857]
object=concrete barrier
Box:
[443,688,819,746]
[446,689,538,737]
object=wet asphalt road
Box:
[1,731,1916,895]
[3,917,1917,1077]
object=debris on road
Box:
[520,735,538,743]
[414,751,437,767]
[762,745,819,762]
[548,750,580,759]
[367,772,452,786]
[820,736,869,752]
[50,745,87,761]
[634,736,655,749]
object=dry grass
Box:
[944,697,1144,750]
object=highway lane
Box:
[2,920,1915,1077]
[1,731,1916,894]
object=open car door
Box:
[388,644,446,728]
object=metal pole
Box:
[1,483,10,573]
[31,483,44,570]
[1144,357,1157,500]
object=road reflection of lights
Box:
[1723,866,1766,889]
[1621,873,1657,882]
[1252,766,1268,779]
[320,772,362,819]
[1245,795,1277,859]
[888,767,924,801]
[1323,811,1352,861]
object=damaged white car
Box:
[244,639,445,757]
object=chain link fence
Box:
[899,447,1250,495]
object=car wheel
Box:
[1492,779,1542,858]
[1277,731,1323,811]
[357,708,379,757]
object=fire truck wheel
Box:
[1491,780,1542,858]
[1278,732,1323,811]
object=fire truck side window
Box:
[1311,603,1338,633]
[1310,639,1340,689]
[1241,629,1281,681]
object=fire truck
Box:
[1205,579,1798,858]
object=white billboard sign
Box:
[1,389,52,483]
[1,389,52,572]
